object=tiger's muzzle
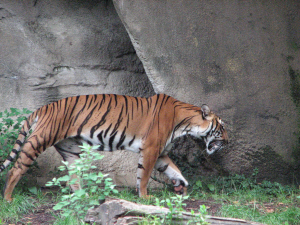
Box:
[207,140,227,155]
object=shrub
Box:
[46,143,118,221]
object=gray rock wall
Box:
[1,0,300,188]
[113,0,300,183]
[0,0,154,187]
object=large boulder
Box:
[0,0,154,187]
[113,0,300,183]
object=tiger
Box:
[0,93,228,202]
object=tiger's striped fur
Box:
[0,94,228,201]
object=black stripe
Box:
[116,127,127,149]
[17,161,22,169]
[152,94,160,114]
[25,120,31,130]
[12,149,18,154]
[90,104,111,138]
[27,140,38,152]
[61,98,72,136]
[109,132,117,151]
[21,150,35,161]
[123,95,128,115]
[113,94,118,107]
[165,95,171,103]
[69,96,80,118]
[134,97,139,109]
[77,103,99,137]
[129,135,135,146]
[131,98,134,120]
[174,117,194,132]
[19,130,27,136]
[138,163,145,170]
[63,97,69,112]
[73,95,89,124]
[35,134,45,152]
[104,124,112,138]
[94,94,98,102]
[7,156,14,161]
[55,145,81,157]
[157,164,168,173]
[97,131,104,145]
[172,116,194,141]
[87,95,94,109]
[158,94,167,115]
[21,162,31,167]
[97,145,104,151]
[111,105,124,135]
[146,97,150,111]
[183,123,191,132]
[51,120,62,146]
[100,94,106,108]
[140,98,144,115]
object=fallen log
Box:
[84,198,265,225]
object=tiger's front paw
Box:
[172,179,187,196]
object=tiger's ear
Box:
[201,104,211,119]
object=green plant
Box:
[156,195,186,223]
[138,215,162,225]
[46,143,118,221]
[188,205,208,225]
[154,195,208,225]
[0,108,32,162]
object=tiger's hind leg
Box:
[54,138,82,192]
[3,142,39,202]
[154,155,188,195]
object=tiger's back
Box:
[31,94,176,152]
[1,93,228,201]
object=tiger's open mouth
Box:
[207,140,225,154]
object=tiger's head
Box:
[200,104,228,154]
[189,104,228,155]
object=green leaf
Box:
[207,184,215,192]
[45,181,53,187]
[54,201,70,210]
[89,199,100,205]
[58,175,71,182]
[74,189,86,197]
[196,180,203,188]
[28,186,38,195]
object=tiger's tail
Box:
[0,110,39,173]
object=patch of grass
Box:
[0,192,38,223]
[220,203,300,225]
[189,173,300,225]
[52,215,82,225]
